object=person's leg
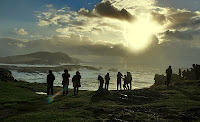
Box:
[63,85,65,95]
[51,86,53,95]
[100,83,103,89]
[77,87,79,95]
[117,83,119,91]
[107,83,109,90]
[47,85,50,96]
[127,84,129,90]
[167,76,170,86]
[74,87,76,95]
[120,82,122,90]
[130,82,132,90]
[66,85,68,95]
[169,77,171,86]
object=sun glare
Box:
[124,14,164,52]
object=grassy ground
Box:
[0,80,200,121]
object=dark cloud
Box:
[95,1,135,22]
[151,12,167,25]
[167,11,198,29]
[163,30,193,41]
[78,1,135,22]
[70,21,86,26]
[151,9,200,30]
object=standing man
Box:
[105,73,110,90]
[117,72,123,91]
[98,75,104,90]
[47,70,55,96]
[165,66,172,86]
[62,69,70,95]
[127,72,132,90]
[72,71,81,96]
[179,69,182,78]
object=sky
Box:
[0,0,200,67]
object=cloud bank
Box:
[1,0,200,66]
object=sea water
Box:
[7,63,176,91]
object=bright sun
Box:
[124,14,164,52]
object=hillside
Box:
[0,52,80,65]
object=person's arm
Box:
[53,75,55,81]
[47,75,48,83]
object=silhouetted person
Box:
[98,75,104,90]
[123,75,129,90]
[196,64,200,80]
[47,70,55,96]
[186,69,190,80]
[193,64,197,80]
[127,72,132,90]
[72,71,81,96]
[62,69,70,95]
[179,69,181,78]
[182,70,186,79]
[193,64,200,80]
[165,66,172,86]
[117,72,123,90]
[105,73,110,90]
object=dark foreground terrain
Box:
[0,80,200,121]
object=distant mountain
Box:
[0,52,81,65]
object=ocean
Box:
[2,63,182,91]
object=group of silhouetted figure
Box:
[47,69,81,96]
[97,72,132,91]
[179,64,200,80]
[46,69,133,96]
[165,64,200,86]
[46,64,200,96]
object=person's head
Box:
[64,69,68,73]
[169,66,171,69]
[49,70,52,74]
[76,71,80,75]
[193,64,196,68]
[107,73,109,75]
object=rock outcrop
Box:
[0,68,14,81]
[154,73,181,85]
